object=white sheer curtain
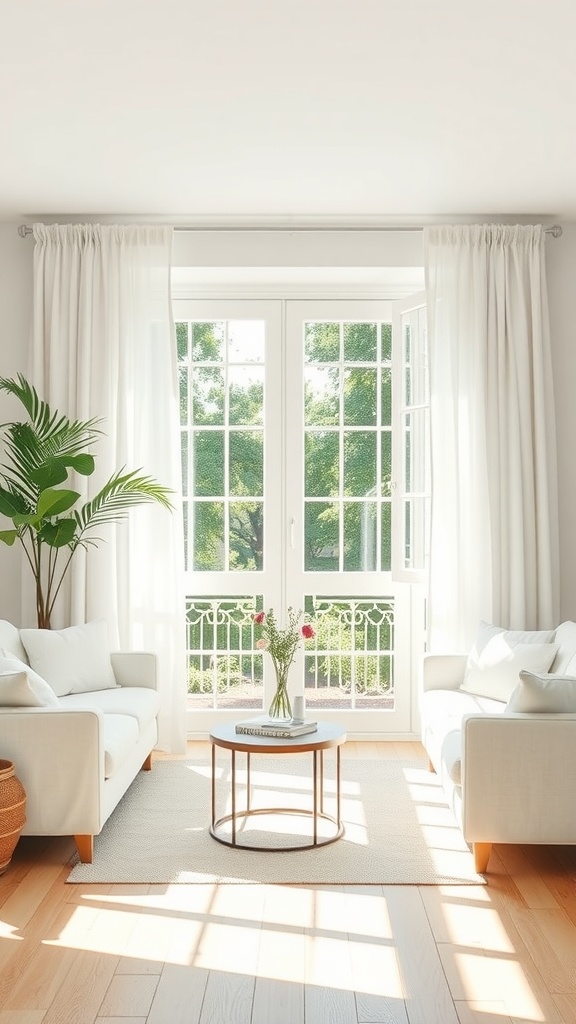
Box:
[30,223,187,752]
[424,224,559,652]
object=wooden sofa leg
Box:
[473,842,492,873]
[141,752,153,771]
[74,834,94,864]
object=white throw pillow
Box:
[0,651,60,707]
[460,641,559,702]
[20,620,118,697]
[0,671,44,707]
[467,621,555,667]
[506,671,576,713]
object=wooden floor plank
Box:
[5,739,576,1024]
[454,1001,512,1023]
[146,963,209,1024]
[198,972,255,1024]
[252,978,304,1024]
[40,948,119,1024]
[97,975,159,1017]
[384,886,460,1024]
[304,983,358,1024]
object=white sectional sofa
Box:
[0,618,160,863]
[420,620,576,873]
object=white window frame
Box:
[173,289,428,739]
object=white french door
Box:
[174,297,426,737]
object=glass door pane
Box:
[286,300,415,732]
[175,300,282,728]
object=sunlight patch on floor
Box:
[451,950,547,1020]
[43,881,549,1019]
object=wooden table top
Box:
[209,721,347,754]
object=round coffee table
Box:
[209,721,347,851]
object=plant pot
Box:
[0,760,26,874]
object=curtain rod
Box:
[17,223,564,238]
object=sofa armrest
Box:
[461,713,576,844]
[111,651,158,690]
[0,707,105,836]
[422,653,468,691]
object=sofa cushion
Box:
[461,622,558,701]
[0,651,60,707]
[0,671,44,707]
[421,688,506,785]
[506,670,576,713]
[59,686,161,733]
[0,620,30,664]
[100,713,140,779]
[20,620,118,697]
[550,620,576,674]
[467,621,555,663]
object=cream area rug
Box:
[67,755,484,885]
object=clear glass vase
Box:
[268,661,292,722]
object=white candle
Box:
[292,694,305,723]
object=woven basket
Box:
[0,759,26,874]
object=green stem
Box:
[268,659,292,720]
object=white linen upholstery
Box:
[0,651,60,707]
[0,620,30,662]
[549,620,576,673]
[461,620,558,700]
[99,714,140,778]
[0,671,43,708]
[460,641,558,701]
[420,688,505,786]
[59,686,160,732]
[506,671,576,713]
[0,620,160,861]
[20,619,118,696]
[420,619,576,873]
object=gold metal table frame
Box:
[209,722,347,852]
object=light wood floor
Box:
[3,740,576,1024]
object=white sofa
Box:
[0,619,160,863]
[420,620,576,874]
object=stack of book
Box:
[235,716,318,738]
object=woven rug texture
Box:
[67,755,484,884]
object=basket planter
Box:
[0,759,26,873]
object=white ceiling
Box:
[2,1,576,223]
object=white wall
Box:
[171,227,424,269]
[1,222,575,626]
[0,224,33,622]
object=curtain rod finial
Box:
[17,224,32,238]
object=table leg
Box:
[211,743,216,829]
[313,749,318,845]
[336,744,341,829]
[246,752,251,812]
[320,750,324,814]
[231,749,236,846]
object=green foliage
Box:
[253,607,311,670]
[0,374,173,628]
[187,656,243,694]
[180,318,393,575]
[307,602,393,695]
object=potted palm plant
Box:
[0,374,173,628]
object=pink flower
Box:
[301,624,315,639]
[253,611,266,625]
[256,638,269,650]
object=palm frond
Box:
[0,375,103,451]
[74,469,173,536]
